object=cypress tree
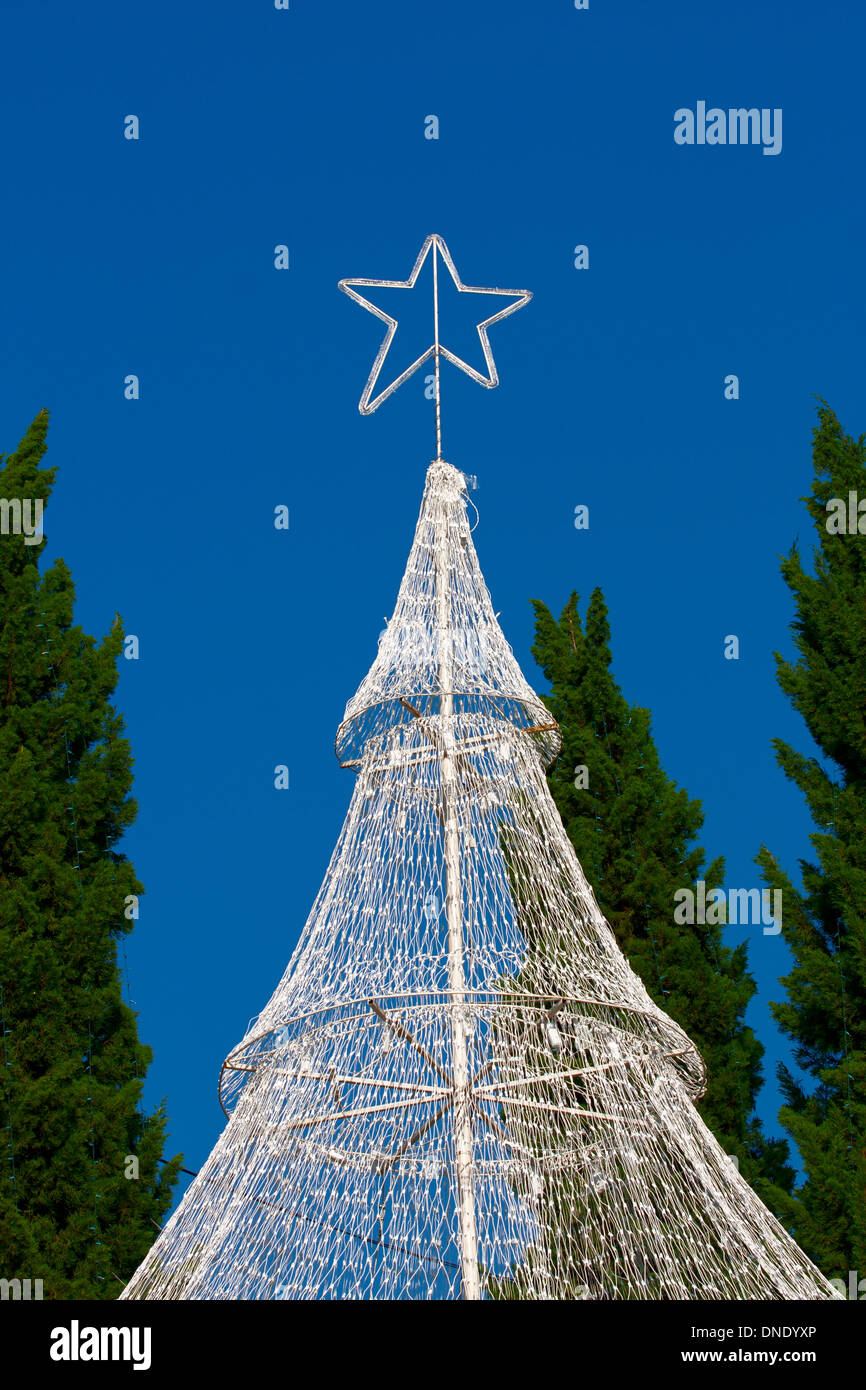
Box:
[530,588,794,1205]
[0,411,180,1299]
[755,401,866,1282]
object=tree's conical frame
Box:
[122,460,839,1300]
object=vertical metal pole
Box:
[434,468,481,1300]
[433,239,443,463]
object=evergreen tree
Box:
[531,588,794,1205]
[755,401,866,1282]
[0,411,180,1298]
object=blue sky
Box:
[1,0,864,1203]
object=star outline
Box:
[338,234,532,415]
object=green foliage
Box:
[0,411,181,1298]
[530,587,793,1205]
[756,401,866,1280]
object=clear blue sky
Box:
[2,0,864,1205]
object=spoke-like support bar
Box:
[367,998,453,1088]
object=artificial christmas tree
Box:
[121,239,839,1300]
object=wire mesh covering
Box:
[121,461,840,1301]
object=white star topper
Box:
[338,234,532,419]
